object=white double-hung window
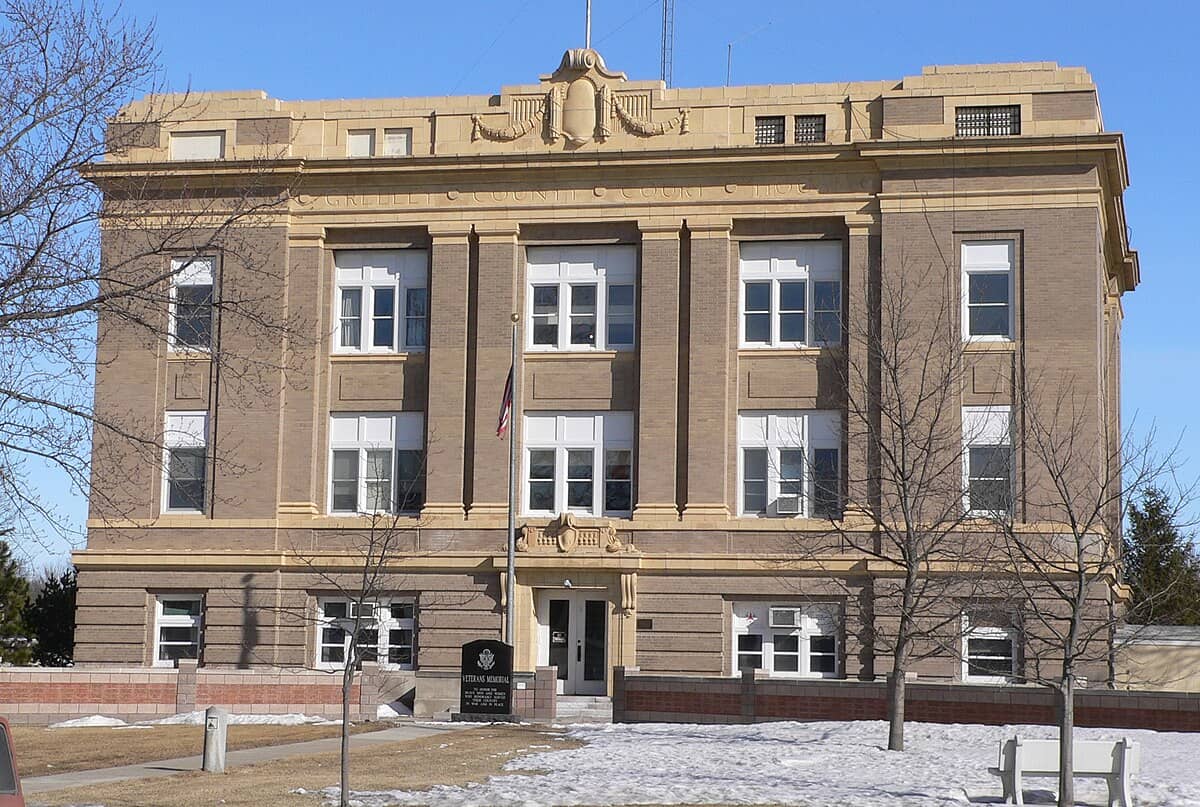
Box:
[170,256,214,350]
[526,245,636,351]
[740,240,842,348]
[732,601,840,678]
[523,412,634,517]
[334,250,428,353]
[153,595,203,666]
[316,597,416,670]
[329,413,425,514]
[738,411,841,518]
[962,613,1017,683]
[962,406,1013,516]
[163,412,207,514]
[962,241,1014,341]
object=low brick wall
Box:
[0,661,385,725]
[614,667,1200,732]
[0,668,179,725]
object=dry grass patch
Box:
[33,725,580,807]
[14,722,387,776]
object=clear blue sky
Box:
[24,0,1200,567]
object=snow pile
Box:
[49,715,129,728]
[151,711,341,726]
[377,701,413,720]
[342,720,1200,807]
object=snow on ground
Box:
[50,712,342,728]
[339,720,1200,807]
[151,711,341,726]
[48,715,129,728]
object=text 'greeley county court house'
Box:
[77,49,1138,715]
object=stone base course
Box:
[613,667,1200,732]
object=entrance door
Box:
[538,591,607,695]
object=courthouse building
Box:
[76,49,1138,714]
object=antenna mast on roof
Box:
[660,0,675,87]
[585,0,592,48]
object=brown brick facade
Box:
[76,56,1139,712]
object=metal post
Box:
[585,0,592,49]
[506,315,518,646]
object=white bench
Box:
[989,736,1140,807]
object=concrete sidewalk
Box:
[22,721,463,796]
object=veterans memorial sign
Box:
[458,639,514,718]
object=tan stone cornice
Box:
[70,548,1097,582]
[859,133,1128,187]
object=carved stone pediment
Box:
[516,512,626,554]
[471,48,689,148]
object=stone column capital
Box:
[427,222,473,241]
[475,221,521,242]
[687,216,733,237]
[638,218,684,239]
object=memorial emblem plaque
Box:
[459,639,513,717]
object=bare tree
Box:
[236,458,433,807]
[292,513,420,807]
[0,0,302,554]
[795,258,1010,752]
[989,381,1193,806]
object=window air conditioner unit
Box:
[776,495,802,515]
[769,607,803,629]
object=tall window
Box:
[962,241,1013,340]
[526,245,636,352]
[962,613,1017,683]
[334,250,428,353]
[740,241,842,348]
[962,406,1013,516]
[316,597,416,670]
[523,412,634,517]
[732,601,840,678]
[154,595,203,666]
[956,105,1021,137]
[329,413,425,514]
[170,256,214,350]
[738,411,841,518]
[163,412,207,513]
[754,116,785,145]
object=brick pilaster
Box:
[683,218,733,519]
[467,224,520,516]
[844,219,881,523]
[634,221,683,519]
[423,225,472,518]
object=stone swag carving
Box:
[469,47,690,146]
[516,512,631,554]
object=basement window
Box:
[955,105,1021,137]
[154,595,203,666]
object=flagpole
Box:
[506,313,518,646]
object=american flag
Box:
[496,365,514,438]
